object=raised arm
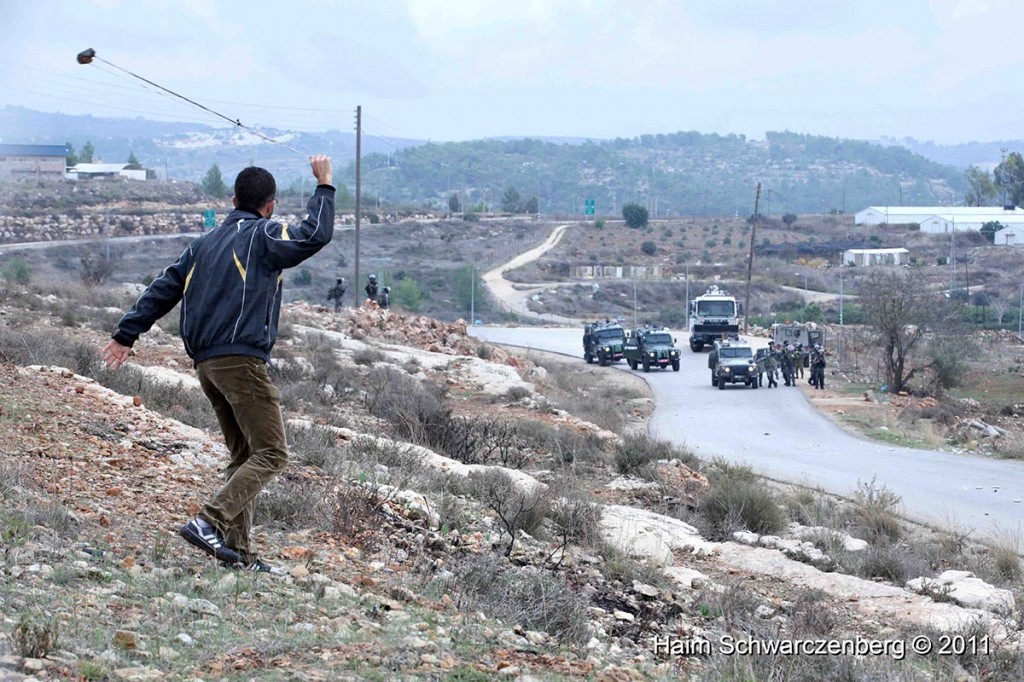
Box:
[263,155,336,270]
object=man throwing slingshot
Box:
[102,156,335,573]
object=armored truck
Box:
[623,327,681,372]
[689,286,739,352]
[583,320,626,366]
[708,339,759,389]
[771,323,824,367]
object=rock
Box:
[906,571,1016,615]
[113,667,164,681]
[174,634,193,647]
[289,565,310,579]
[613,610,635,622]
[755,604,775,619]
[114,630,141,650]
[185,598,221,618]
[22,658,46,673]
[632,581,660,598]
[732,531,760,545]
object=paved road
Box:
[469,326,1024,536]
[0,232,204,255]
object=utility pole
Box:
[1018,283,1022,339]
[743,183,761,334]
[470,265,475,325]
[684,263,690,330]
[354,105,362,307]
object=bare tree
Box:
[858,268,959,394]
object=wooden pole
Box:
[744,183,761,334]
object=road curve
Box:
[469,326,1024,536]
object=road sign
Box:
[203,209,216,229]
[584,198,595,216]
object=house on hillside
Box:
[995,226,1024,246]
[855,205,1024,232]
[67,163,147,181]
[842,247,910,266]
[0,144,67,180]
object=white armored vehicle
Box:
[688,286,739,352]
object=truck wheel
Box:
[690,341,703,352]
[672,360,680,372]
[718,378,725,390]
[751,379,759,389]
[628,359,637,370]
[711,373,718,386]
[584,353,593,364]
[599,354,609,367]
[642,358,651,373]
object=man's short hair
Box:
[234,167,276,209]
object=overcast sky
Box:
[2,0,1022,145]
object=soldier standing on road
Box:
[810,344,827,390]
[795,343,805,379]
[364,274,379,302]
[780,344,794,386]
[379,286,391,309]
[326,277,346,312]
[763,342,779,388]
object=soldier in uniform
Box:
[364,274,379,302]
[780,344,794,386]
[763,342,779,388]
[379,286,391,309]
[810,344,827,389]
[326,277,346,312]
[795,343,805,379]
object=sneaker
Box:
[222,558,286,575]
[179,518,242,564]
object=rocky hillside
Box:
[1,288,1023,680]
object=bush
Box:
[622,203,648,228]
[440,553,589,644]
[1,256,32,285]
[292,268,313,286]
[695,459,787,539]
[13,613,59,658]
[613,433,691,480]
[468,469,549,555]
[852,477,902,542]
[640,240,657,256]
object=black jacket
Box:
[113,185,335,364]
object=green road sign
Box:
[203,209,216,229]
[584,198,595,215]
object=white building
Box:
[842,247,910,266]
[855,206,1024,232]
[67,163,147,181]
[995,226,1024,245]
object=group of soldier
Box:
[760,342,827,390]
[326,274,390,311]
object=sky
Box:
[1,0,1023,145]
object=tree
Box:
[782,213,798,227]
[994,152,1024,207]
[452,264,483,314]
[126,151,142,169]
[65,143,78,167]
[202,164,226,198]
[640,240,657,256]
[980,220,1003,244]
[501,186,522,213]
[523,196,539,214]
[622,203,648,228]
[965,165,997,206]
[80,141,94,163]
[393,277,423,312]
[859,269,958,394]
[448,193,461,213]
[1,257,32,285]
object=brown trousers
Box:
[196,355,287,562]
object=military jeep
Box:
[583,320,626,366]
[624,327,681,372]
[708,339,759,389]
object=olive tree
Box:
[858,268,962,394]
[622,203,648,228]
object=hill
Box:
[0,106,994,217]
[2,240,1024,678]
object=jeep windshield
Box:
[720,347,753,359]
[596,330,624,341]
[697,301,736,317]
[644,333,672,345]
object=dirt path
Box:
[481,223,588,325]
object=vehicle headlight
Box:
[602,346,610,352]
[649,352,655,357]
[722,367,731,373]
[670,351,677,356]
